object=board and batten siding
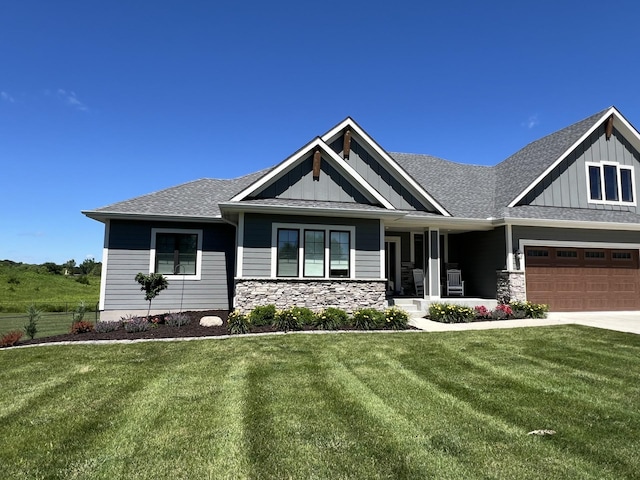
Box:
[241,213,381,278]
[254,153,372,204]
[103,220,235,311]
[519,126,640,212]
[328,136,434,212]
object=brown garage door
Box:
[525,246,640,311]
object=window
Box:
[273,223,354,278]
[277,229,299,277]
[151,228,202,279]
[585,251,605,259]
[556,250,578,258]
[527,249,549,257]
[587,162,635,205]
[330,231,350,277]
[304,230,325,277]
[612,251,632,260]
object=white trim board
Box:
[98,219,110,311]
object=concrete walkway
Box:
[409,311,640,334]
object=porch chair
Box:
[446,269,465,296]
[412,269,424,296]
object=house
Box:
[83,106,640,320]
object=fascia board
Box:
[218,202,405,219]
[321,118,452,217]
[82,211,225,224]
[493,215,640,232]
[507,107,618,208]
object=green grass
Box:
[0,264,99,312]
[0,311,100,338]
[2,326,640,479]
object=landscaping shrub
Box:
[289,306,316,326]
[510,300,549,319]
[227,310,249,335]
[384,306,409,329]
[474,305,491,320]
[315,307,349,330]
[273,307,303,332]
[24,304,41,340]
[75,275,90,285]
[122,316,150,333]
[94,321,121,333]
[72,301,87,322]
[0,330,23,347]
[428,303,475,323]
[352,308,384,330]
[248,304,276,327]
[165,312,191,327]
[70,321,95,334]
[491,303,513,320]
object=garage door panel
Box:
[525,247,640,311]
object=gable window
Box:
[586,162,636,205]
[273,223,355,278]
[150,228,202,279]
[304,230,325,277]
[277,229,299,277]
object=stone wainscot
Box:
[234,278,387,313]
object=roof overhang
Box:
[219,202,405,220]
[495,216,640,231]
[82,210,226,224]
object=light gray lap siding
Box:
[241,213,381,278]
[520,126,640,212]
[104,220,235,311]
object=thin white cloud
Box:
[1,91,15,103]
[522,114,539,129]
[57,89,89,112]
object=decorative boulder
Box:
[199,316,223,327]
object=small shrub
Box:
[1,330,24,347]
[510,300,549,319]
[352,308,384,330]
[289,306,316,326]
[274,307,303,332]
[7,275,20,285]
[384,306,409,329]
[70,321,95,334]
[123,316,150,333]
[315,307,349,330]
[248,304,277,327]
[24,304,41,340]
[491,303,513,320]
[94,321,120,333]
[474,305,491,320]
[72,301,87,322]
[75,275,90,285]
[428,303,475,323]
[135,272,169,317]
[165,312,191,327]
[227,310,249,335]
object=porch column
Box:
[425,228,441,299]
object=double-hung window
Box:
[151,228,202,279]
[274,224,354,278]
[587,161,635,205]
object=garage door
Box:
[525,246,640,311]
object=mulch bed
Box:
[11,310,417,347]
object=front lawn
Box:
[2,326,639,479]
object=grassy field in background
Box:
[0,311,100,338]
[0,264,99,313]
[2,325,639,479]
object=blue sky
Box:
[2,1,640,264]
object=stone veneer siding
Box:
[234,278,387,313]
[496,270,527,304]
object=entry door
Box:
[385,237,401,294]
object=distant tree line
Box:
[0,258,102,276]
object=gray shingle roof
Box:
[86,107,640,225]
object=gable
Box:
[251,150,374,204]
[516,123,640,214]
[325,135,434,212]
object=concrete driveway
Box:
[409,311,640,334]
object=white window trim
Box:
[150,228,203,280]
[585,161,637,206]
[271,222,356,279]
